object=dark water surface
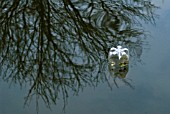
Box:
[1,0,170,114]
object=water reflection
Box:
[0,0,157,112]
[108,56,134,89]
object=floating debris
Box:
[108,45,129,78]
[108,45,129,60]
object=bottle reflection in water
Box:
[108,52,129,79]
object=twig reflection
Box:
[0,0,158,112]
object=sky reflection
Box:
[1,0,170,114]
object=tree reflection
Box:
[0,0,158,112]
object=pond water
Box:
[0,0,170,114]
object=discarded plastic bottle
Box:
[108,45,129,78]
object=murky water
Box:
[0,0,170,114]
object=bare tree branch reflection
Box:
[0,0,158,112]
